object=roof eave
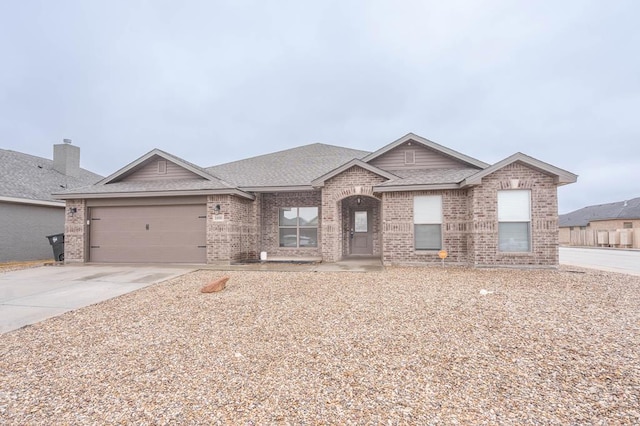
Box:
[0,195,65,207]
[461,153,578,187]
[53,188,255,200]
[239,185,316,193]
[373,183,462,193]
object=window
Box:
[414,195,442,250]
[623,222,632,229]
[498,190,531,252]
[354,211,368,232]
[279,207,318,248]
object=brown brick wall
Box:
[207,194,259,263]
[64,199,87,263]
[381,189,469,266]
[468,163,558,267]
[260,191,322,258]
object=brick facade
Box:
[207,194,259,263]
[381,189,469,266]
[64,199,87,263]
[468,163,558,267]
[62,163,561,268]
[259,191,322,258]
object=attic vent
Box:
[157,160,167,174]
[405,150,415,165]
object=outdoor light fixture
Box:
[214,204,221,212]
[356,197,361,205]
[68,207,77,215]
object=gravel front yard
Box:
[1,266,639,424]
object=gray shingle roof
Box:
[559,197,640,227]
[206,143,371,187]
[0,149,102,202]
[376,168,480,187]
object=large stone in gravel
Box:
[200,276,229,293]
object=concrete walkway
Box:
[0,265,195,334]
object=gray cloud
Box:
[1,0,638,213]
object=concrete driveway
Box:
[0,265,196,334]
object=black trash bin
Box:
[46,233,65,262]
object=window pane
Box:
[498,190,530,221]
[414,196,442,224]
[279,208,298,226]
[298,207,318,226]
[299,228,318,247]
[279,229,298,247]
[499,222,530,252]
[415,224,441,250]
[354,211,367,232]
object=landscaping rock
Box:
[200,276,229,293]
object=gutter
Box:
[0,196,65,208]
[52,188,256,201]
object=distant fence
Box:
[567,228,640,249]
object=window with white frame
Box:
[279,207,318,248]
[414,195,442,250]
[498,190,531,252]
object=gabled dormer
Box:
[362,133,488,172]
[100,149,216,184]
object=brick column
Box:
[64,199,87,263]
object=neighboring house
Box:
[0,141,102,262]
[55,133,577,267]
[559,197,640,247]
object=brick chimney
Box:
[53,138,80,177]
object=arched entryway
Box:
[339,195,381,258]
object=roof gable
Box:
[118,154,204,182]
[362,133,489,170]
[54,149,256,200]
[311,159,398,187]
[462,152,578,187]
[100,149,227,185]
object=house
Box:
[55,133,577,267]
[559,197,640,248]
[0,140,102,262]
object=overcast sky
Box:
[1,1,638,213]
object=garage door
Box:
[89,205,207,263]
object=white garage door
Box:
[89,205,207,263]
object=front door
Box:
[351,210,373,255]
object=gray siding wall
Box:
[0,202,64,262]
[120,157,202,182]
[369,143,463,170]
